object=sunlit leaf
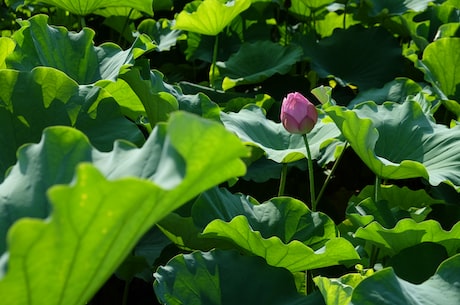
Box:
[355,219,460,256]
[24,0,153,16]
[5,14,155,84]
[173,0,251,36]
[0,112,248,253]
[0,67,144,183]
[220,105,345,165]
[325,101,460,190]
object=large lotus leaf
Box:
[216,41,304,90]
[420,37,460,101]
[173,0,251,36]
[355,219,460,256]
[307,25,405,90]
[23,0,153,16]
[346,184,443,227]
[196,189,337,248]
[202,216,359,272]
[5,14,155,84]
[366,0,432,16]
[350,254,460,305]
[0,112,248,253]
[154,249,322,305]
[220,105,344,165]
[324,101,460,190]
[0,67,144,183]
[348,77,436,111]
[0,161,221,305]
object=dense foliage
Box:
[1,0,460,304]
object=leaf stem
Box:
[122,279,131,305]
[278,163,288,196]
[374,175,381,203]
[302,134,316,211]
[316,141,348,205]
[210,34,219,88]
[80,16,86,29]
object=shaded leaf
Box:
[216,41,304,90]
[350,254,460,305]
[154,250,321,305]
[307,25,405,90]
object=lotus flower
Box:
[280,92,318,134]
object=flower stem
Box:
[302,134,316,211]
[278,163,288,196]
[316,141,348,205]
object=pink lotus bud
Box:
[280,92,318,134]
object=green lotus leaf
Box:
[0,37,15,69]
[93,7,144,19]
[355,219,460,256]
[154,250,320,305]
[173,0,251,36]
[196,190,338,248]
[0,162,201,305]
[315,273,367,305]
[350,254,460,305]
[366,0,432,17]
[24,0,153,16]
[0,112,248,253]
[5,14,155,84]
[420,37,460,101]
[324,101,460,190]
[216,41,304,90]
[0,67,144,183]
[347,184,443,227]
[220,105,345,165]
[203,215,359,272]
[138,18,186,52]
[348,77,438,113]
[306,25,405,90]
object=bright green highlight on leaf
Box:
[325,101,460,190]
[173,0,251,36]
[24,0,154,16]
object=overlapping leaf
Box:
[325,101,460,190]
[220,105,344,165]
[216,41,304,90]
[0,67,144,183]
[355,219,460,256]
[0,112,248,253]
[3,14,155,84]
[350,254,460,305]
[154,250,321,305]
[306,26,405,90]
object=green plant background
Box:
[0,0,459,304]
